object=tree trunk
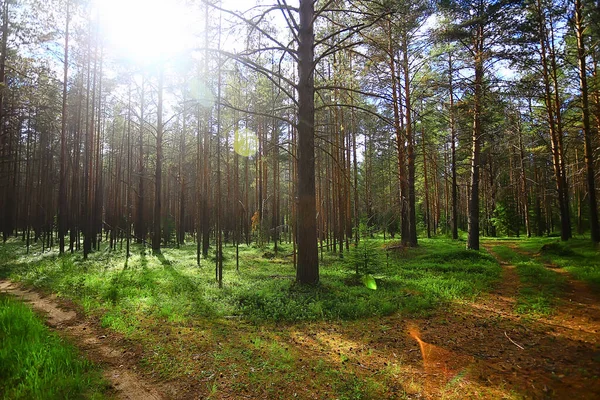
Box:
[467,27,483,251]
[296,0,318,284]
[422,125,431,238]
[575,0,600,243]
[0,0,9,241]
[448,53,459,240]
[58,1,70,254]
[402,36,417,247]
[152,69,164,254]
[517,116,531,237]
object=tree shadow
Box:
[156,253,172,267]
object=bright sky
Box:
[94,0,201,66]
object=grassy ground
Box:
[484,236,600,317]
[525,237,600,287]
[0,294,107,400]
[0,236,502,398]
[4,234,598,398]
[491,244,565,315]
[0,237,500,326]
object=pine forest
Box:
[0,0,599,399]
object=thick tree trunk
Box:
[388,23,408,245]
[58,2,69,254]
[448,53,459,240]
[126,85,132,257]
[178,105,186,247]
[152,69,164,254]
[575,0,600,243]
[216,34,223,288]
[0,0,9,241]
[517,117,531,237]
[296,0,318,284]
[467,31,483,251]
[548,16,571,240]
[422,126,431,238]
[402,37,417,247]
[535,0,570,241]
[83,33,98,259]
[136,77,146,244]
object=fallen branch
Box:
[504,331,524,350]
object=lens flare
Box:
[234,128,258,157]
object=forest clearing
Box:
[1,0,600,398]
[1,236,599,399]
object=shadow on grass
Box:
[156,253,172,267]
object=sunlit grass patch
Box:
[512,237,600,289]
[514,260,565,316]
[0,294,107,399]
[0,236,523,399]
[0,237,503,325]
[491,245,530,264]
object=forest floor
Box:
[1,237,599,399]
[0,280,163,400]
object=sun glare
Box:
[95,0,199,65]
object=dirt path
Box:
[495,241,600,343]
[541,261,600,340]
[473,242,600,397]
[274,243,600,399]
[343,242,600,399]
[0,280,166,400]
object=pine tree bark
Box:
[448,53,459,240]
[296,0,318,284]
[517,117,531,237]
[535,0,570,241]
[58,1,70,254]
[467,23,484,251]
[402,36,417,247]
[152,69,164,254]
[0,0,10,241]
[575,0,599,243]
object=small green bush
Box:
[539,242,576,257]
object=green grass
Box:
[514,260,565,316]
[0,236,502,398]
[489,245,529,264]
[0,294,107,400]
[486,242,566,315]
[0,237,501,326]
[511,237,600,289]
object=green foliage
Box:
[539,241,576,257]
[0,295,107,399]
[491,201,522,237]
[0,237,502,324]
[347,226,382,276]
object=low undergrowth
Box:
[0,237,500,326]
[507,237,600,289]
[0,294,107,400]
[0,236,502,399]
